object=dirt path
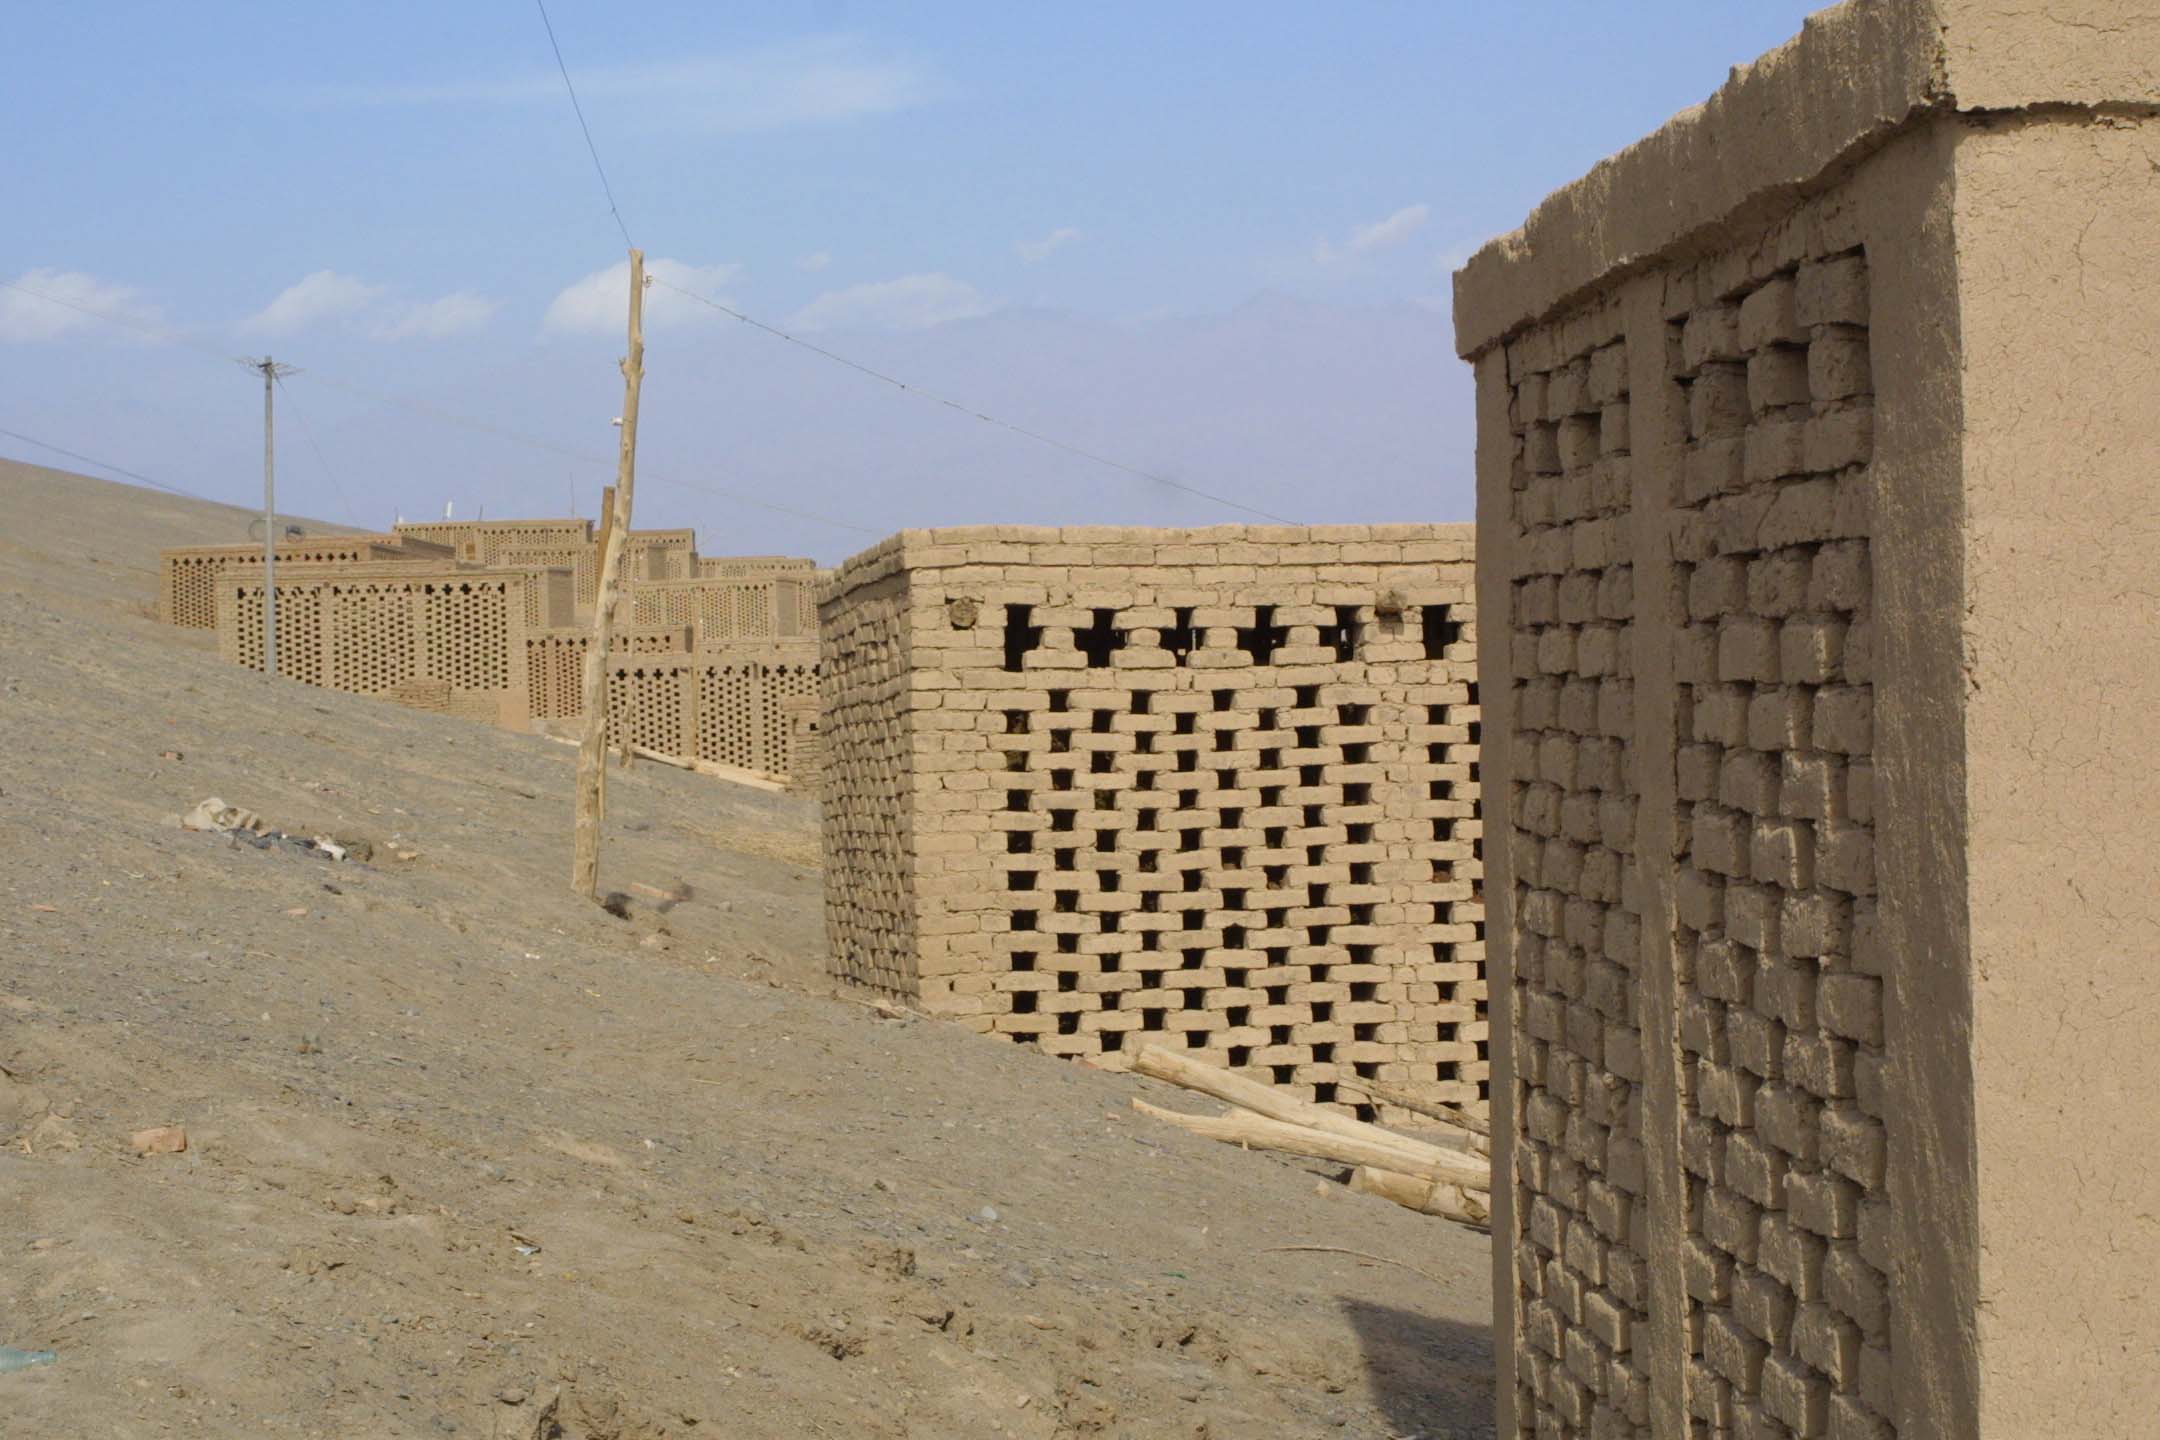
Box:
[0,460,1494,1439]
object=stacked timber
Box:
[1128,1046,1492,1228]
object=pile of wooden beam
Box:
[1128,1047,1492,1228]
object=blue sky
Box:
[2,1,1820,560]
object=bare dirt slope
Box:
[0,460,1494,1439]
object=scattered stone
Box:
[130,1125,187,1156]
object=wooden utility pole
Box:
[572,251,646,898]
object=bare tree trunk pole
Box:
[572,251,645,899]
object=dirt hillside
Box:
[0,458,1494,1439]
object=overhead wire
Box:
[522,7,1297,528]
[0,424,224,506]
[649,275,1300,525]
[0,271,879,536]
[533,0,634,249]
[272,373,363,526]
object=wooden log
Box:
[1129,1099,1491,1191]
[1331,1075,1492,1137]
[542,733,787,793]
[1348,1166,1491,1226]
[1131,1045,1475,1158]
[573,250,647,899]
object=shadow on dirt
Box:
[1342,1297,1495,1440]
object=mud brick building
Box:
[819,524,1486,1114]
[1454,3,2160,1436]
[160,533,449,628]
[187,518,825,784]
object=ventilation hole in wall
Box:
[1143,1009,1165,1032]
[1318,605,1361,662]
[1175,711,1196,736]
[1049,689,1070,713]
[1012,911,1037,931]
[1295,685,1319,708]
[1006,790,1028,811]
[1004,710,1030,734]
[1074,609,1125,667]
[1161,607,1200,665]
[1101,1031,1125,1053]
[1051,810,1075,833]
[1001,605,1042,672]
[1013,991,1038,1014]
[1008,832,1033,854]
[1057,934,1078,955]
[1055,848,1076,871]
[1058,1013,1079,1035]
[1270,1065,1295,1085]
[1421,604,1461,659]
[1091,752,1112,774]
[1237,607,1287,665]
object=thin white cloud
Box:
[1313,203,1431,265]
[374,291,499,340]
[796,251,833,273]
[243,271,387,335]
[319,36,932,134]
[243,270,499,341]
[786,273,994,333]
[0,267,165,343]
[543,258,742,335]
[1017,227,1081,264]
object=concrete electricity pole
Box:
[241,356,299,677]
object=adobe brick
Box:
[1808,325,1871,401]
[1738,275,1806,350]
[1795,254,1868,327]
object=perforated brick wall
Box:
[698,555,818,579]
[626,529,698,581]
[625,578,813,641]
[1477,225,1891,1440]
[160,537,409,628]
[819,525,1486,1116]
[214,565,529,726]
[1435,7,2160,1428]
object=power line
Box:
[274,373,362,526]
[533,0,633,250]
[292,371,878,534]
[647,276,1300,525]
[0,275,243,365]
[514,6,1293,529]
[0,424,223,505]
[0,272,879,536]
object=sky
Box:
[1,1,1822,563]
